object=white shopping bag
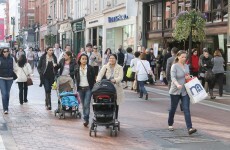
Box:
[185,77,208,104]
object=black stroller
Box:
[90,79,120,137]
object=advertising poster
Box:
[153,43,159,57]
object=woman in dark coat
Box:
[0,48,17,114]
[75,54,95,127]
[199,50,215,99]
[37,47,57,110]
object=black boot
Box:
[209,89,216,99]
[45,93,49,110]
[47,93,52,110]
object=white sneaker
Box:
[4,110,8,114]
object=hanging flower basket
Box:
[172,10,206,42]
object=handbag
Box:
[204,70,215,81]
[133,80,137,90]
[184,77,208,103]
[126,67,132,78]
[22,67,33,86]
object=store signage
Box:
[73,21,84,31]
[89,20,98,24]
[108,14,128,23]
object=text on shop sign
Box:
[108,14,129,23]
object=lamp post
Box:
[47,15,52,46]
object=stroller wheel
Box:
[110,127,113,137]
[114,127,118,137]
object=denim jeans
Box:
[168,94,192,129]
[0,79,13,111]
[78,88,92,122]
[138,81,147,95]
[18,82,28,103]
[43,78,54,93]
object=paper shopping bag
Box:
[184,77,208,104]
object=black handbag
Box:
[204,70,215,81]
[140,61,154,84]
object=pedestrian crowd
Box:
[0,43,225,135]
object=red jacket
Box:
[191,55,199,72]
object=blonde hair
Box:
[213,50,222,57]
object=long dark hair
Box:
[104,48,112,55]
[77,53,89,65]
[18,54,27,67]
[174,50,187,64]
[0,48,9,56]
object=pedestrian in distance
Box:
[189,48,199,77]
[27,47,35,75]
[168,50,197,135]
[212,49,225,97]
[0,48,18,114]
[136,53,153,100]
[16,54,32,105]
[96,54,124,119]
[53,43,62,59]
[75,54,95,127]
[76,47,85,62]
[16,47,26,62]
[123,47,134,89]
[89,46,102,78]
[198,50,215,99]
[117,45,125,66]
[130,51,141,91]
[37,47,58,110]
[103,48,112,65]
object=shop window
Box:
[201,0,227,23]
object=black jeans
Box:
[214,73,224,96]
[18,82,28,103]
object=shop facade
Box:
[58,22,72,50]
[85,14,104,54]
[39,25,48,50]
[72,18,85,55]
[103,6,137,53]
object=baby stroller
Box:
[54,76,81,119]
[90,79,120,137]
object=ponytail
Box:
[174,50,186,64]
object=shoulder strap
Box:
[21,66,28,77]
[140,61,148,74]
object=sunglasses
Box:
[3,51,9,53]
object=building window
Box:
[147,2,162,31]
[202,0,227,23]
[28,15,34,27]
[28,0,35,9]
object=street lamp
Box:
[47,15,52,46]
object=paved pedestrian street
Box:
[0,73,230,150]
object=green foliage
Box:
[45,35,56,46]
[173,10,206,42]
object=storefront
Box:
[39,25,48,50]
[85,14,104,54]
[72,18,85,55]
[58,22,72,50]
[104,7,137,53]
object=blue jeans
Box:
[168,94,192,129]
[43,78,54,93]
[0,79,13,111]
[138,81,147,95]
[78,88,92,122]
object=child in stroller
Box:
[54,76,81,119]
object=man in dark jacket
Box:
[117,45,124,66]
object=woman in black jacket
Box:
[0,48,17,114]
[199,51,215,99]
[37,47,57,110]
[75,54,95,127]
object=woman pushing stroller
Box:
[96,54,124,120]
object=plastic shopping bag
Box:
[184,77,208,104]
[52,81,57,90]
[126,67,132,78]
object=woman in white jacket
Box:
[16,54,32,105]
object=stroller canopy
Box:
[92,79,116,95]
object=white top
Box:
[130,58,140,72]
[54,48,62,59]
[136,60,151,81]
[61,64,70,76]
[16,63,32,82]
[79,66,89,87]
[58,51,65,63]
